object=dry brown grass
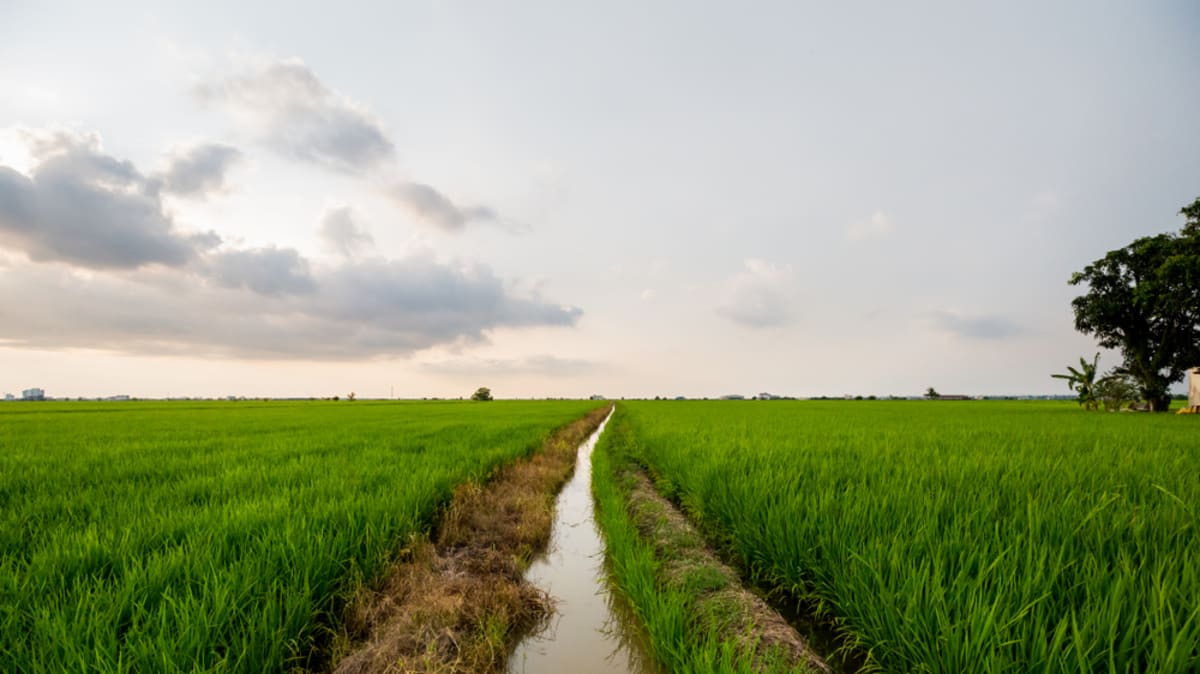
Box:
[328,406,610,674]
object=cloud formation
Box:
[715,258,796,328]
[197,60,395,174]
[318,206,374,257]
[0,126,582,359]
[205,246,316,296]
[197,59,511,233]
[847,210,894,241]
[930,311,1021,340]
[389,181,500,232]
[0,129,218,269]
[0,253,582,359]
[156,143,242,198]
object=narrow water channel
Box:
[508,410,656,674]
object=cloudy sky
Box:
[1,1,1198,399]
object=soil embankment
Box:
[330,405,610,674]
[622,468,832,673]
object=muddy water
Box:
[508,410,657,674]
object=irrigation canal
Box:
[508,409,657,674]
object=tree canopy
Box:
[1068,198,1200,411]
[471,387,493,402]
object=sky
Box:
[1,0,1198,399]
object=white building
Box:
[2,393,13,401]
[21,388,45,401]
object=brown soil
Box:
[624,470,833,674]
[329,406,611,674]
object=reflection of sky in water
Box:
[509,412,658,674]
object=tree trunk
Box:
[1150,394,1173,412]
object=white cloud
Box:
[317,206,374,257]
[198,59,513,234]
[155,143,242,198]
[847,210,894,241]
[715,258,796,328]
[388,181,500,232]
[196,59,395,174]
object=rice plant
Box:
[606,400,1199,673]
[0,399,600,673]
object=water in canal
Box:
[508,410,657,674]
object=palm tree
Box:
[1052,353,1101,410]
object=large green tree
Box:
[1068,198,1200,411]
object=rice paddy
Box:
[595,400,1200,673]
[0,399,600,673]
[4,398,1196,673]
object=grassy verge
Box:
[328,405,611,674]
[591,406,828,674]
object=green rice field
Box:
[0,399,600,673]
[598,400,1199,673]
[4,399,1197,673]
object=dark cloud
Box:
[156,143,242,198]
[0,252,582,359]
[312,257,580,336]
[318,206,374,257]
[197,60,395,174]
[931,311,1021,340]
[389,181,500,231]
[0,132,218,269]
[205,246,316,296]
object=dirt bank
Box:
[329,405,611,674]
[622,467,832,673]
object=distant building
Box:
[756,392,778,400]
[22,388,45,401]
[589,394,606,400]
[721,394,745,400]
[3,393,13,401]
[106,395,130,402]
[935,394,971,401]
